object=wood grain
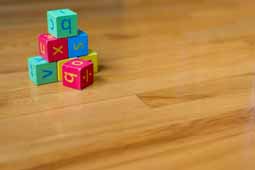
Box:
[1,0,255,169]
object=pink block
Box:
[62,58,94,90]
[38,33,68,62]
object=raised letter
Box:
[61,18,72,34]
[64,72,77,83]
[71,60,83,66]
[73,42,84,50]
[49,18,54,30]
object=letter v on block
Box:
[42,69,53,78]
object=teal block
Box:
[47,9,78,38]
[28,56,57,85]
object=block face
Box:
[80,49,98,73]
[38,33,68,62]
[36,62,58,85]
[27,56,57,85]
[47,14,57,37]
[80,63,94,89]
[47,9,78,38]
[68,30,88,58]
[28,57,38,84]
[57,58,76,81]
[62,58,93,90]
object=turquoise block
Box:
[47,9,78,38]
[28,56,57,85]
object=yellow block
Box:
[80,49,99,73]
[57,58,76,81]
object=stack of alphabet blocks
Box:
[28,9,98,90]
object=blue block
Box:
[47,9,78,38]
[68,30,88,58]
[28,56,57,85]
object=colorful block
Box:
[47,9,78,38]
[28,56,57,85]
[38,33,68,62]
[62,58,93,90]
[80,49,98,73]
[57,58,77,81]
[68,30,88,58]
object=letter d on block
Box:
[61,18,72,34]
[64,72,77,83]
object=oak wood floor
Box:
[1,0,255,169]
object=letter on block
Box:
[80,49,98,73]
[38,33,68,62]
[57,58,77,81]
[68,30,88,58]
[47,9,78,38]
[28,56,57,85]
[62,58,93,90]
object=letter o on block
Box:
[71,60,83,66]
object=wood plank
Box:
[1,0,255,170]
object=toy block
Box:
[62,58,93,90]
[57,58,77,81]
[80,49,98,73]
[38,33,68,62]
[28,56,57,85]
[47,9,78,38]
[68,30,88,58]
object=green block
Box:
[47,9,78,38]
[28,56,57,85]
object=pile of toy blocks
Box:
[27,9,98,90]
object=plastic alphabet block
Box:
[57,58,77,81]
[80,49,99,73]
[38,33,68,62]
[62,58,93,90]
[68,30,88,58]
[47,9,78,38]
[28,56,57,85]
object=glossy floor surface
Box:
[1,0,255,169]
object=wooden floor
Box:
[1,0,255,169]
